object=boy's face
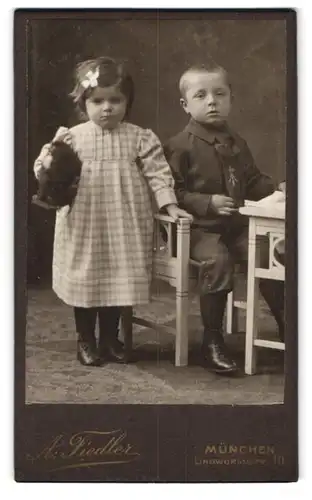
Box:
[181,71,232,126]
[85,85,127,129]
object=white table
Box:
[239,202,285,374]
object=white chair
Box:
[121,214,191,366]
[120,214,241,366]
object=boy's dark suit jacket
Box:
[164,119,276,231]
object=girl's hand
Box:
[36,143,53,172]
[42,152,53,170]
[165,204,193,223]
[278,181,286,194]
[52,126,72,145]
[40,127,72,171]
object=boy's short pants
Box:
[190,224,270,295]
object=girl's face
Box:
[85,85,127,129]
[181,70,232,126]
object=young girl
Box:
[34,57,192,367]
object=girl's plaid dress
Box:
[34,121,177,307]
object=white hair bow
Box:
[81,67,100,89]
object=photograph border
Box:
[14,8,298,482]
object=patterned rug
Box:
[26,283,284,405]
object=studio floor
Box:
[25,282,285,405]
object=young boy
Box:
[164,63,285,375]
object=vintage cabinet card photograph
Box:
[14,8,297,482]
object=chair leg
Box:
[232,307,239,334]
[175,219,190,367]
[175,292,189,366]
[120,306,133,363]
[245,220,259,375]
[226,291,234,334]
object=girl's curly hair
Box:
[70,56,134,120]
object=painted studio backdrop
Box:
[27,17,286,283]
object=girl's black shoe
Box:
[99,337,127,363]
[106,340,127,363]
[77,339,102,366]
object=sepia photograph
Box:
[14,8,297,482]
[25,13,287,405]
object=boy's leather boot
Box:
[202,328,238,374]
[200,291,238,374]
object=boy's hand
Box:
[165,204,194,223]
[211,195,238,216]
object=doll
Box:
[32,140,82,209]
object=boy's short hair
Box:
[70,56,134,119]
[179,62,231,98]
